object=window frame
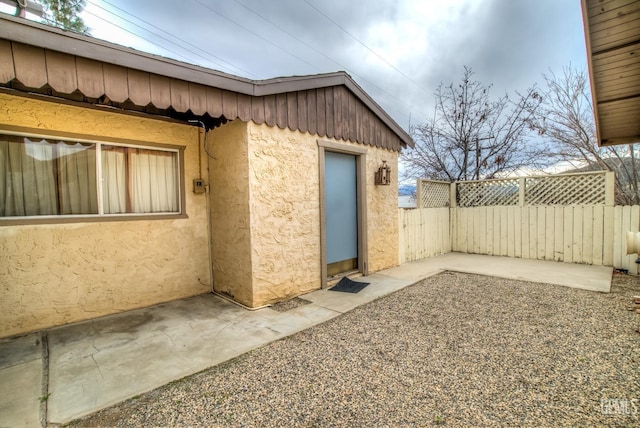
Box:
[0,128,187,226]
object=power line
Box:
[83,8,210,67]
[227,0,428,123]
[190,0,323,74]
[93,0,259,78]
[84,0,428,130]
[302,0,431,96]
[85,0,255,77]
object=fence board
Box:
[499,207,507,256]
[399,204,639,272]
[554,207,564,261]
[461,209,469,253]
[613,206,623,268]
[444,209,452,253]
[478,207,487,254]
[563,207,574,263]
[582,206,594,265]
[520,207,529,259]
[398,208,451,264]
[536,207,545,260]
[494,207,502,256]
[507,206,515,257]
[487,207,494,255]
[529,207,538,259]
[472,207,480,254]
[398,210,405,264]
[604,206,614,266]
[592,206,604,265]
[621,207,632,271]
[514,207,522,258]
[631,206,640,275]
[450,207,458,251]
[573,207,584,263]
[545,207,554,261]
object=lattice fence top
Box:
[457,178,519,207]
[418,179,450,208]
[416,172,613,208]
[454,171,612,207]
[525,173,606,205]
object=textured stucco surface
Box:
[0,93,210,338]
[247,122,399,306]
[248,123,322,305]
[208,120,254,306]
[365,147,399,272]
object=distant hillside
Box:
[398,184,416,196]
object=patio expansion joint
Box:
[39,331,49,428]
[306,302,348,315]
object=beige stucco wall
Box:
[0,93,210,338]
[364,146,400,272]
[208,120,255,306]
[247,122,322,305]
[246,122,399,306]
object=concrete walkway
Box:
[0,253,612,427]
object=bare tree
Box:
[402,66,546,182]
[534,66,639,205]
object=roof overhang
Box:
[581,0,640,146]
[0,14,413,148]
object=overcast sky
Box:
[69,0,588,134]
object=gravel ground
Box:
[70,272,640,427]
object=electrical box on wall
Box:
[193,178,206,194]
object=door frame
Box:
[318,140,368,289]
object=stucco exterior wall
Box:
[0,93,210,338]
[208,121,254,306]
[247,123,322,305]
[365,148,400,272]
[246,122,399,306]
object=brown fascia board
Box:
[580,0,604,147]
[0,14,255,94]
[0,14,413,147]
[255,72,412,144]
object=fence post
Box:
[604,171,615,206]
[519,178,526,206]
[449,182,457,208]
[416,178,423,208]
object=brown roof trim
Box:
[0,14,255,93]
[581,0,640,146]
[0,14,413,148]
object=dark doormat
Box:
[329,276,369,293]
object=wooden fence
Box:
[399,205,640,273]
[398,208,450,263]
[402,172,639,271]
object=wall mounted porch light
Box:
[375,160,391,185]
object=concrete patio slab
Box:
[303,274,415,313]
[0,253,614,426]
[0,334,43,428]
[46,295,341,423]
[398,253,612,293]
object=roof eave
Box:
[0,13,414,148]
[0,14,257,94]
[580,0,605,147]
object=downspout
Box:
[188,120,269,310]
[189,120,215,294]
